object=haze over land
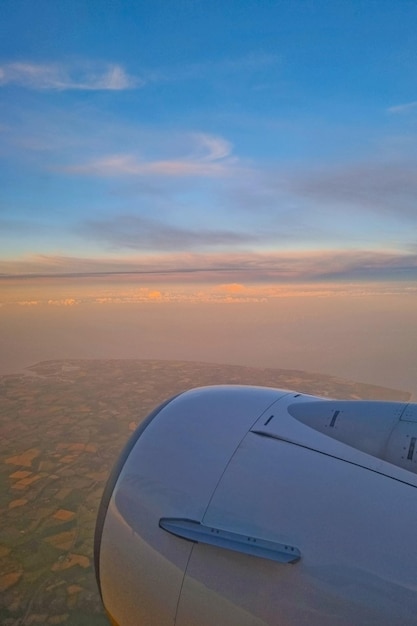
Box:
[1,1,417,398]
[1,278,416,399]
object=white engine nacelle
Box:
[94,386,417,626]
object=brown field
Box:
[0,359,410,625]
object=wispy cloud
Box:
[67,154,229,177]
[64,133,236,178]
[0,52,278,93]
[149,51,281,83]
[387,101,417,114]
[79,214,257,251]
[1,249,416,283]
[288,161,417,219]
[0,61,141,91]
[193,134,232,161]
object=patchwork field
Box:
[0,359,410,625]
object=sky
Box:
[0,1,417,394]
[1,0,417,283]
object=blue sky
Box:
[1,0,417,283]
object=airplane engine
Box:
[94,386,417,626]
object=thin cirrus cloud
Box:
[78,215,257,251]
[67,154,228,178]
[1,249,417,283]
[288,161,417,218]
[0,61,141,91]
[154,51,281,83]
[387,101,417,114]
[64,133,236,178]
[0,53,277,93]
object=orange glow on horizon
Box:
[1,277,417,309]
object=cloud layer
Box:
[2,249,417,283]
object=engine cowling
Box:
[95,386,417,626]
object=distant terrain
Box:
[0,359,411,625]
